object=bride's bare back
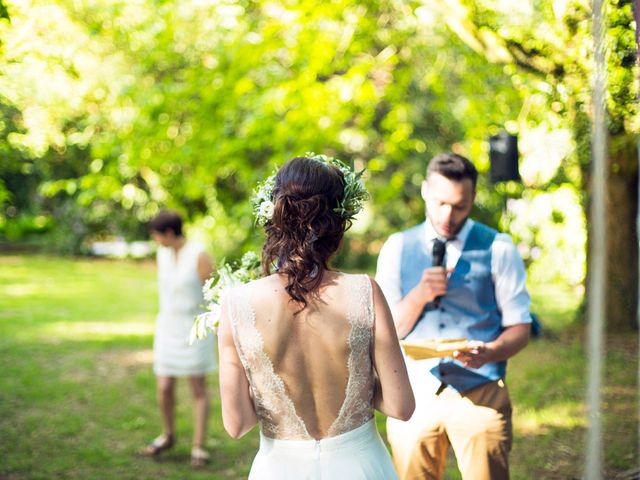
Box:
[218,271,414,441]
[227,272,374,439]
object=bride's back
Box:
[229,271,374,440]
[217,155,414,480]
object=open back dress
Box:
[226,273,398,479]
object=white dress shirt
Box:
[375,219,532,328]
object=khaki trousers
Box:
[387,379,512,480]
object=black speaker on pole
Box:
[489,132,520,183]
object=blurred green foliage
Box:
[0,0,637,290]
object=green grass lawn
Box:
[1,255,638,479]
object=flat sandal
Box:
[191,446,210,468]
[138,433,175,457]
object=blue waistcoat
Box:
[400,221,505,392]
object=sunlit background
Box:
[1,0,638,478]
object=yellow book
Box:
[401,338,470,360]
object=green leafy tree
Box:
[0,0,591,304]
[431,0,639,331]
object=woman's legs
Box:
[157,375,176,438]
[188,375,209,448]
[188,375,210,467]
[139,376,176,456]
[143,374,209,464]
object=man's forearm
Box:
[486,323,530,362]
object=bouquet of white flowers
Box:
[190,251,262,342]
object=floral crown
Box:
[251,153,369,226]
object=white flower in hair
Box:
[250,152,369,226]
[258,200,275,221]
[252,174,277,226]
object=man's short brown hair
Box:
[427,153,478,189]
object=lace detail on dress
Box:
[327,274,375,436]
[227,274,375,440]
[228,287,310,439]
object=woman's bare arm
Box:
[197,251,214,284]
[218,297,258,438]
[370,277,415,421]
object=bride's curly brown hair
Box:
[262,156,349,310]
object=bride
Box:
[217,154,415,479]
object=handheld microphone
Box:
[432,239,446,305]
[432,239,446,268]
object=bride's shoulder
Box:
[250,274,281,288]
[336,272,372,287]
[234,275,282,298]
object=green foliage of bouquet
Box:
[190,251,262,342]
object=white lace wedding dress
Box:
[226,274,398,479]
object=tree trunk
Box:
[588,136,639,332]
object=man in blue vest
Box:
[376,153,531,480]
